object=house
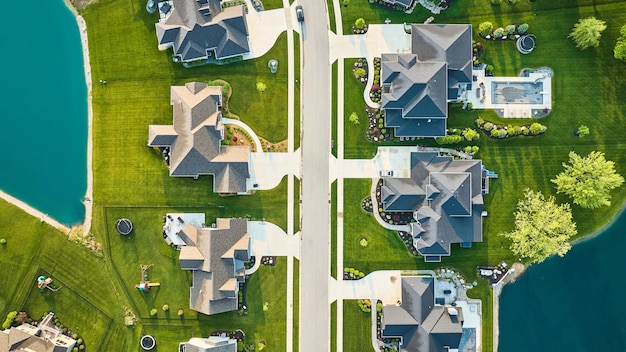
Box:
[148,82,250,194]
[177,218,250,315]
[380,151,484,262]
[179,336,237,352]
[0,313,76,352]
[382,24,472,137]
[382,277,464,352]
[155,0,250,63]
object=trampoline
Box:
[516,35,536,54]
[115,218,133,235]
[141,335,156,350]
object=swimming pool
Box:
[491,81,543,104]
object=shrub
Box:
[494,28,504,38]
[498,129,508,138]
[354,67,366,78]
[464,146,472,153]
[479,21,493,36]
[238,341,244,352]
[0,238,5,245]
[507,127,516,136]
[355,18,366,29]
[349,112,360,125]
[517,23,529,34]
[475,117,485,127]
[490,129,500,138]
[435,134,463,145]
[483,122,494,131]
[506,25,516,35]
[462,128,480,141]
[486,64,495,74]
[522,127,530,135]
[162,304,169,311]
[471,146,480,153]
[150,309,157,316]
[577,125,590,137]
[72,333,79,339]
[2,312,17,329]
[359,238,368,247]
[529,123,545,135]
[256,82,267,93]
[73,348,79,352]
[77,338,83,345]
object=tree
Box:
[354,68,366,78]
[569,17,607,50]
[576,125,589,137]
[162,304,169,311]
[349,112,360,125]
[500,189,577,263]
[355,18,365,29]
[150,309,157,316]
[552,151,625,209]
[462,128,480,141]
[0,238,5,245]
[256,82,267,93]
[479,21,493,36]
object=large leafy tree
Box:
[501,189,577,263]
[569,17,607,50]
[552,151,624,208]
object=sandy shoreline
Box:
[0,0,93,235]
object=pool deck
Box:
[465,67,552,118]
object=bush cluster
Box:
[475,117,547,138]
[478,21,529,40]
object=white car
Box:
[380,170,395,177]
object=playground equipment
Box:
[135,264,160,292]
[37,276,61,292]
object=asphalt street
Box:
[298,1,332,351]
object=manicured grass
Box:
[330,301,337,352]
[331,181,338,278]
[331,61,339,157]
[293,31,301,151]
[343,300,375,352]
[261,0,284,10]
[327,0,337,34]
[293,258,300,351]
[294,176,301,232]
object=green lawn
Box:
[330,301,337,352]
[343,300,375,352]
[293,258,300,351]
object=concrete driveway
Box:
[248,220,300,258]
[248,151,301,190]
[330,270,403,305]
[329,24,411,63]
[243,8,288,59]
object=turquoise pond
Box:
[499,208,626,351]
[0,0,86,226]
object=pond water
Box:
[0,0,87,225]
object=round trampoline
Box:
[115,218,133,235]
[516,35,536,54]
[140,335,156,350]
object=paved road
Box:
[298,1,332,351]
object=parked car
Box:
[295,5,304,22]
[380,170,395,177]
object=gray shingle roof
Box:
[155,0,249,62]
[382,277,464,352]
[381,24,472,138]
[392,152,485,259]
[148,82,250,194]
[177,218,250,315]
[179,336,237,352]
[381,178,425,211]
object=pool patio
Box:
[465,66,552,118]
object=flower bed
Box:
[375,179,416,225]
[475,117,547,138]
[361,196,373,213]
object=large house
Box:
[155,0,250,62]
[179,335,237,352]
[0,313,76,352]
[380,151,484,262]
[148,82,250,194]
[382,277,464,352]
[382,24,472,137]
[177,218,250,315]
